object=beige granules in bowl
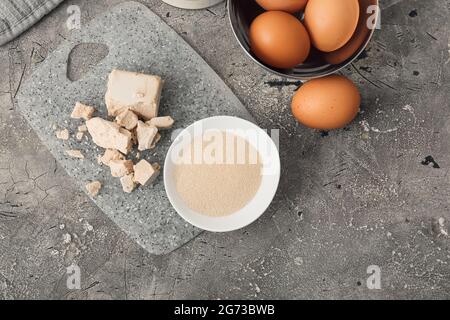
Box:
[174,131,262,217]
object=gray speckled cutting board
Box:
[17,1,254,255]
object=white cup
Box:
[162,0,224,9]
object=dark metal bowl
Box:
[228,0,379,80]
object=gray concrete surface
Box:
[0,0,449,299]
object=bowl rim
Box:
[163,115,281,232]
[162,0,224,9]
[227,0,380,80]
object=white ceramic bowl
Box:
[164,116,280,232]
[162,0,224,9]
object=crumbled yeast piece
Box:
[71,102,95,120]
[66,149,84,159]
[119,128,133,150]
[56,128,69,140]
[86,117,132,154]
[120,174,136,193]
[133,160,160,185]
[104,69,163,120]
[98,149,125,166]
[86,181,102,197]
[109,159,134,177]
[150,133,161,149]
[76,132,84,141]
[116,110,138,130]
[136,121,158,151]
[146,116,174,129]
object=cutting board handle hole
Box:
[67,43,109,82]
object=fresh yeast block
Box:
[105,69,163,120]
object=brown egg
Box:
[304,0,360,52]
[323,0,374,64]
[249,11,311,69]
[291,75,360,130]
[255,0,309,13]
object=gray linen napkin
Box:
[0,0,64,46]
